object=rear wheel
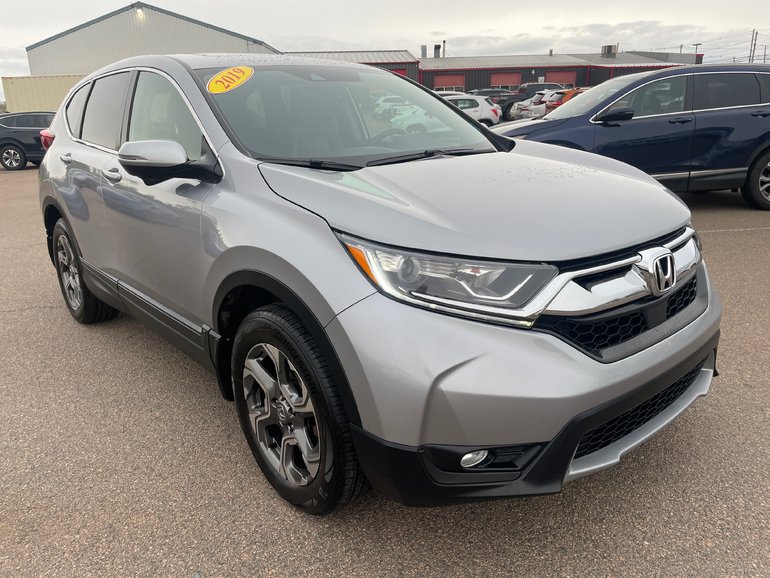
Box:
[0,145,26,170]
[52,219,119,323]
[741,150,770,210]
[232,304,368,514]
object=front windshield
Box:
[544,72,650,120]
[196,64,494,167]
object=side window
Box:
[66,83,90,138]
[128,72,204,161]
[1,115,18,128]
[694,73,760,110]
[81,73,130,149]
[756,74,770,104]
[464,99,480,109]
[624,76,687,117]
[16,115,36,128]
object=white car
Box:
[443,95,502,126]
[512,90,549,119]
[389,108,450,134]
[434,90,467,97]
[373,95,411,119]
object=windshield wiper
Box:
[365,148,494,167]
[260,158,363,171]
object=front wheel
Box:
[232,304,368,514]
[741,150,770,210]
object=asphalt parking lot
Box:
[1,166,768,576]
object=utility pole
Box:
[749,30,758,62]
[764,45,768,64]
[679,44,683,53]
[692,42,701,54]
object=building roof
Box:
[419,54,586,71]
[26,2,279,53]
[285,50,418,64]
[419,52,681,71]
[566,52,684,68]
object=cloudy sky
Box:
[1,0,769,99]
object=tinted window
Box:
[758,74,770,103]
[128,72,204,161]
[694,73,760,110]
[81,73,130,149]
[15,114,48,128]
[0,115,17,128]
[66,84,90,138]
[622,76,687,117]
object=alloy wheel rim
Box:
[56,235,82,310]
[243,343,321,487]
[2,149,21,168]
[760,162,770,201]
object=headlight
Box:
[338,233,558,326]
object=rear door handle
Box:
[751,110,770,118]
[59,153,72,164]
[668,117,693,125]
[102,167,122,183]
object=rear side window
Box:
[758,74,770,104]
[128,72,205,161]
[81,72,131,149]
[0,115,17,127]
[694,73,760,110]
[66,84,90,138]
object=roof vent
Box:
[601,44,618,58]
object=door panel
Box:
[101,71,214,325]
[690,73,768,190]
[593,75,693,190]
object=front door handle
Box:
[59,153,72,164]
[102,167,122,183]
[668,117,693,125]
[751,110,770,118]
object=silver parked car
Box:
[40,54,722,514]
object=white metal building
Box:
[26,2,279,75]
[3,2,279,112]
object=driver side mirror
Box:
[118,140,221,185]
[594,106,635,123]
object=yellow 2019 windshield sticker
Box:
[207,66,254,94]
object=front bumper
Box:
[326,263,722,505]
[351,332,718,506]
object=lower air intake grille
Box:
[573,359,706,460]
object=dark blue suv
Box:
[493,64,770,209]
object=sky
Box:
[1,0,769,100]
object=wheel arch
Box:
[42,195,67,264]
[745,140,770,179]
[211,270,362,426]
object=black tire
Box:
[741,149,770,210]
[52,219,119,324]
[0,144,26,170]
[232,304,368,515]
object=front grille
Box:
[666,276,698,319]
[573,359,706,459]
[536,276,699,357]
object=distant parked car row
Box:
[494,64,770,209]
[0,111,55,170]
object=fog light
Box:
[460,450,489,468]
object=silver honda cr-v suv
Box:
[39,54,722,514]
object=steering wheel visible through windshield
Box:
[196,64,496,168]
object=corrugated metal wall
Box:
[2,75,84,112]
[27,7,277,76]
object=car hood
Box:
[493,117,571,136]
[258,141,690,262]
